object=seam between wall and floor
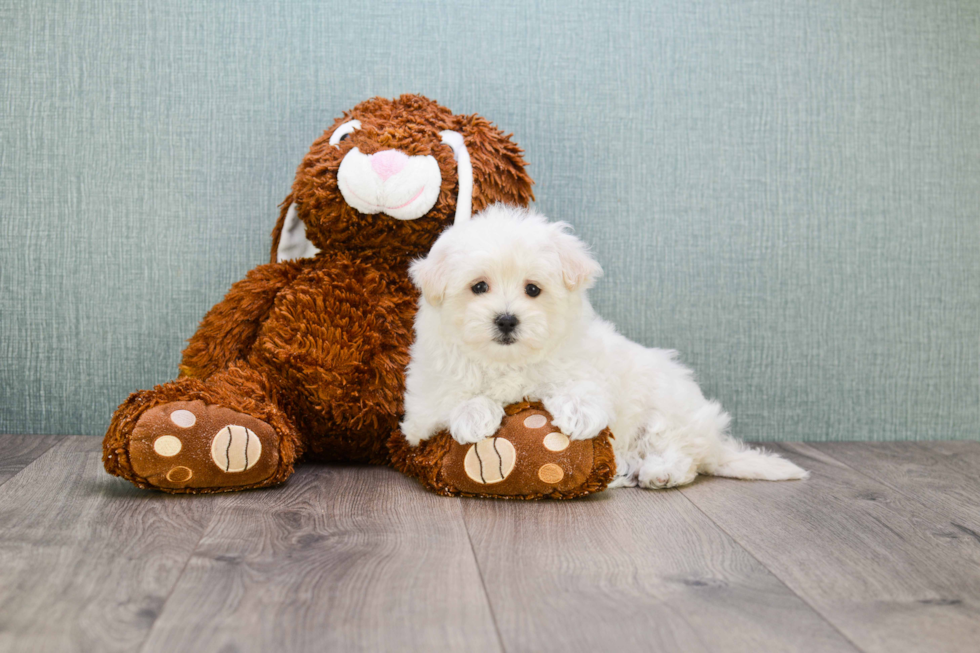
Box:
[803,442,979,526]
[0,434,69,491]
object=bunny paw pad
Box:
[127,401,279,490]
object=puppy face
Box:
[411,205,602,365]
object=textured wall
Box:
[2,0,978,440]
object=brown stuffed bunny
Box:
[103,95,615,497]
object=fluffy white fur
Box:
[401,204,808,489]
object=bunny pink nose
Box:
[370,149,409,181]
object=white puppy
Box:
[401,204,807,488]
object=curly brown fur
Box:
[179,261,306,381]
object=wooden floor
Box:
[0,436,977,653]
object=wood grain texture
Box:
[0,437,214,653]
[0,434,64,487]
[911,441,980,466]
[138,465,501,653]
[814,442,980,531]
[680,443,980,653]
[462,488,857,653]
[4,440,980,652]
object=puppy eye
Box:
[471,281,489,294]
[525,284,541,298]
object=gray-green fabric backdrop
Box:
[2,0,978,440]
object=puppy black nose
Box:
[494,313,519,334]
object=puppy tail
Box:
[705,439,809,481]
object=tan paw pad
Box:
[210,425,262,473]
[464,437,516,484]
[523,414,548,429]
[166,466,193,483]
[542,432,570,452]
[129,400,279,490]
[170,409,197,428]
[153,435,182,457]
[538,463,565,484]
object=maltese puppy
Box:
[400,204,807,488]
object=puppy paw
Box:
[449,397,506,445]
[400,418,437,447]
[637,454,697,489]
[543,395,608,441]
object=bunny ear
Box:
[551,222,603,291]
[451,114,534,214]
[271,200,320,263]
[440,130,473,225]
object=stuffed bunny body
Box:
[103,95,534,492]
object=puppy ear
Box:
[551,223,603,291]
[409,247,451,306]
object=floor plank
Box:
[680,443,980,653]
[0,434,64,487]
[462,488,858,653]
[5,439,979,652]
[900,441,980,468]
[0,437,215,653]
[139,465,501,653]
[813,442,980,532]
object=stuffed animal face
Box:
[274,95,534,260]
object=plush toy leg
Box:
[103,365,302,494]
[389,401,617,500]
